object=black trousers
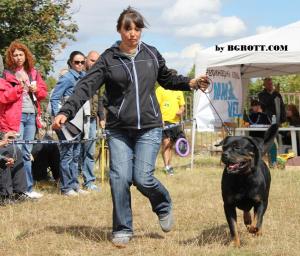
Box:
[0,145,27,196]
[31,135,60,181]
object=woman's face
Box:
[12,49,26,68]
[70,54,85,72]
[287,109,293,117]
[119,21,141,49]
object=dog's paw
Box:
[247,226,262,236]
[229,238,241,248]
[245,224,252,231]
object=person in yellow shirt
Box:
[156,85,185,175]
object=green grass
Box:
[0,155,299,255]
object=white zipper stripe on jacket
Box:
[150,95,159,117]
[142,43,159,68]
[131,57,141,129]
[118,58,133,83]
[117,98,125,118]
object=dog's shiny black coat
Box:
[219,124,278,246]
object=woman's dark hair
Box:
[250,99,261,107]
[117,6,148,31]
[287,104,300,125]
[67,51,85,68]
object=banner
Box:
[194,66,243,131]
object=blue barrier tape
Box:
[9,136,105,145]
[8,119,194,145]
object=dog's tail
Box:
[263,124,279,155]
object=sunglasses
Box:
[73,60,85,65]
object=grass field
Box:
[0,154,300,256]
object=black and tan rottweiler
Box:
[218,124,278,247]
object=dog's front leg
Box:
[224,204,240,247]
[248,202,265,236]
[243,211,252,230]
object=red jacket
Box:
[0,69,48,132]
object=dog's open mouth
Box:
[226,161,249,172]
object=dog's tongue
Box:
[228,163,239,171]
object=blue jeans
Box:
[59,136,81,193]
[81,117,97,187]
[106,127,172,236]
[268,142,277,165]
[19,113,36,192]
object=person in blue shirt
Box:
[50,51,89,196]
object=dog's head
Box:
[217,124,279,174]
[217,136,262,174]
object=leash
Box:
[198,78,232,136]
[163,119,194,130]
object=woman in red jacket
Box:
[0,41,47,199]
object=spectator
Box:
[31,133,60,182]
[0,131,28,205]
[258,77,286,124]
[281,104,300,154]
[156,84,185,175]
[0,41,48,199]
[50,51,90,196]
[258,77,286,167]
[0,54,3,77]
[79,51,101,192]
[285,104,300,127]
[244,99,271,138]
[52,7,209,247]
[97,95,106,129]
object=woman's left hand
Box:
[189,75,210,91]
[52,114,68,130]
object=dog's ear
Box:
[247,137,264,164]
[263,124,279,155]
[247,137,264,153]
[215,139,224,147]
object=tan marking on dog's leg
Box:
[247,212,257,233]
[243,211,252,230]
[247,213,263,235]
[231,222,240,247]
[252,212,257,226]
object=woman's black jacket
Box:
[58,42,191,129]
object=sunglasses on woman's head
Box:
[73,60,85,65]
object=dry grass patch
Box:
[0,155,299,255]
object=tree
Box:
[187,64,195,79]
[0,0,78,75]
[249,74,300,98]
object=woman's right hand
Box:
[52,114,68,130]
[5,158,14,167]
[189,76,210,91]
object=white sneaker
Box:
[76,189,90,195]
[25,191,43,199]
[63,189,78,197]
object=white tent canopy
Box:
[191,20,300,168]
[195,20,300,79]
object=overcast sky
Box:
[53,0,300,76]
